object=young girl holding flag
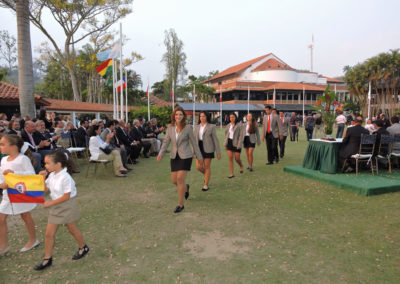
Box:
[0,134,39,256]
[34,150,89,270]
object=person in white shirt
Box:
[34,150,89,270]
[365,119,376,134]
[335,111,347,138]
[241,113,261,171]
[0,134,39,256]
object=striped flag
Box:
[95,59,113,79]
[5,173,45,203]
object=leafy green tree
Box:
[183,75,215,103]
[0,30,17,71]
[161,28,187,101]
[344,49,400,117]
[1,0,133,102]
[130,106,172,126]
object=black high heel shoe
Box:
[174,205,184,213]
[185,184,190,200]
[72,244,90,260]
[34,257,52,271]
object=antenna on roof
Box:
[307,34,314,72]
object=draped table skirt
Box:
[302,139,342,174]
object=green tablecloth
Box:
[302,139,342,174]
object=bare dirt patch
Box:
[183,230,251,261]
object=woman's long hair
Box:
[88,125,100,137]
[170,106,187,130]
[248,114,256,134]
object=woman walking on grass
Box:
[223,113,244,178]
[241,113,261,171]
[194,111,221,191]
[157,107,203,213]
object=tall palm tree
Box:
[16,0,35,117]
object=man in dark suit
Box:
[20,121,51,173]
[129,119,151,158]
[373,119,390,156]
[278,111,290,158]
[262,105,282,165]
[338,115,369,172]
[75,120,89,147]
[116,119,140,164]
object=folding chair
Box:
[342,134,376,176]
[388,134,400,173]
[375,135,393,174]
[85,156,111,178]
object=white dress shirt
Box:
[45,168,77,200]
[199,123,207,141]
[229,124,235,139]
[245,124,250,136]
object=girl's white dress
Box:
[0,154,37,215]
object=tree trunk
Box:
[16,0,36,118]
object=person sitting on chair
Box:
[338,115,369,172]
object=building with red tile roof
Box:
[204,53,349,111]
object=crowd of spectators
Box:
[0,110,166,177]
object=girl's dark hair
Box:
[248,114,256,134]
[39,109,47,119]
[88,125,100,137]
[170,106,187,129]
[198,111,211,124]
[3,134,36,167]
[8,119,14,130]
[229,112,238,125]
[46,149,75,174]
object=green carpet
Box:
[284,165,400,196]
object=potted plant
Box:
[314,85,340,138]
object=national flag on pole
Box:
[146,86,149,97]
[219,93,222,102]
[171,90,174,98]
[5,173,45,203]
[109,42,121,59]
[96,49,111,61]
[95,59,113,78]
[116,78,126,92]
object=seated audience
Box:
[338,115,369,172]
[88,125,128,177]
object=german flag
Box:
[5,173,45,203]
[95,59,113,79]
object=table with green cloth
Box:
[302,139,342,174]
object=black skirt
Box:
[226,138,241,153]
[170,153,192,172]
[198,141,215,159]
[243,136,256,148]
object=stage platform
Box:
[284,165,400,196]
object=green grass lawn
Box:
[1,127,400,283]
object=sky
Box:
[1,0,400,90]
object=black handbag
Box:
[100,145,113,154]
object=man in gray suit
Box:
[262,105,283,165]
[278,111,290,158]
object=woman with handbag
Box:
[157,107,203,213]
[88,125,127,177]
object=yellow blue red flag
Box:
[4,173,45,203]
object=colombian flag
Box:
[5,173,45,203]
[95,58,113,79]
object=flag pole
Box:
[112,59,116,119]
[368,81,371,120]
[302,85,305,125]
[119,23,124,121]
[247,85,250,114]
[193,84,196,127]
[219,83,222,129]
[171,79,174,109]
[273,86,276,108]
[125,69,128,123]
[114,60,119,120]
[147,77,151,122]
